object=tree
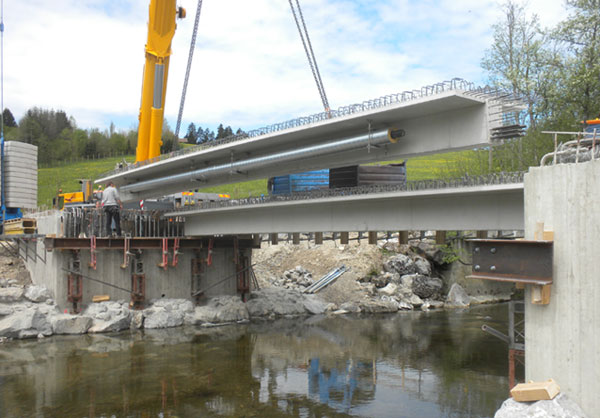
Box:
[551,0,600,123]
[481,1,547,129]
[185,122,198,143]
[216,123,225,139]
[2,108,17,128]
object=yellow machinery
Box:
[53,180,96,210]
[136,0,186,162]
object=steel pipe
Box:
[121,128,405,194]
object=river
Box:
[0,303,514,417]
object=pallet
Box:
[3,218,37,235]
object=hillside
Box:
[36,150,479,207]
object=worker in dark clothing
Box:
[101,181,123,236]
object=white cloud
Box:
[2,0,566,133]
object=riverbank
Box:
[0,235,513,340]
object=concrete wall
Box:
[23,211,247,311]
[524,160,600,415]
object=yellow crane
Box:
[136,0,186,163]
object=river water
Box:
[0,303,513,417]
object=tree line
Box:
[183,122,246,144]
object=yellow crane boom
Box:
[136,0,185,163]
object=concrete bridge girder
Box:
[98,91,497,202]
[177,184,525,235]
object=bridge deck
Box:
[172,183,524,235]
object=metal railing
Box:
[171,171,525,212]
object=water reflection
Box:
[0,304,511,417]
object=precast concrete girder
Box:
[97,91,498,202]
[174,183,524,236]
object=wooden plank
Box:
[510,379,560,401]
[92,295,111,303]
[531,284,552,305]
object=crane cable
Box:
[288,0,331,116]
[174,0,204,139]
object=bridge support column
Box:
[340,232,349,245]
[368,231,377,245]
[523,160,600,416]
[398,231,408,245]
[435,231,446,245]
[314,232,323,245]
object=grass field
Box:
[36,150,479,207]
[37,156,135,208]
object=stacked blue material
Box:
[271,170,329,195]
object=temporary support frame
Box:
[67,250,83,313]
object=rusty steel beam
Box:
[44,236,259,251]
[467,239,553,285]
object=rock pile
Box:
[270,266,314,290]
[0,283,336,340]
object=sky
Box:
[2,0,566,135]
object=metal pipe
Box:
[481,324,510,344]
[121,128,405,194]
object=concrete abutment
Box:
[524,159,600,416]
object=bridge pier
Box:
[523,159,600,415]
[23,212,257,312]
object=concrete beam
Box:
[176,184,524,235]
[98,91,497,202]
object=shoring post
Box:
[67,250,83,313]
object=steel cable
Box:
[288,0,331,114]
[175,0,204,139]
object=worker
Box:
[101,181,123,236]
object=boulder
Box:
[359,300,399,314]
[144,310,184,329]
[412,276,443,299]
[378,282,398,296]
[0,307,53,339]
[52,314,92,334]
[88,313,131,333]
[407,294,424,308]
[302,295,330,315]
[0,287,23,303]
[397,300,413,310]
[494,393,586,418]
[130,311,144,329]
[339,301,361,313]
[383,254,416,276]
[149,298,195,314]
[84,301,132,333]
[246,288,306,318]
[414,256,432,275]
[446,283,470,308]
[371,272,394,288]
[412,240,445,265]
[24,286,52,303]
[186,296,249,325]
[0,303,13,316]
